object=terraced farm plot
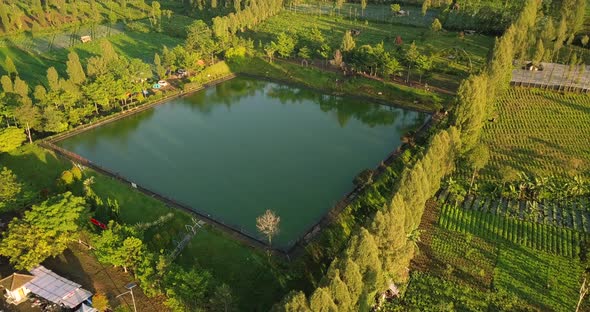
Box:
[482,88,590,177]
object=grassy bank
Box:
[230,57,446,112]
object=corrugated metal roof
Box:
[24,266,92,308]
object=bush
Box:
[70,166,82,180]
[0,127,26,153]
[59,170,74,186]
[125,21,151,33]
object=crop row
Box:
[439,204,587,258]
[482,88,590,177]
[439,189,590,232]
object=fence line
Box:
[42,74,441,258]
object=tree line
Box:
[273,0,542,310]
[0,0,157,35]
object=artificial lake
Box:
[57,77,428,249]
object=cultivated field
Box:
[407,196,587,311]
[482,88,590,178]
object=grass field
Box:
[0,27,184,84]
[242,11,494,91]
[482,88,590,178]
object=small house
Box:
[1,266,94,309]
[0,273,35,304]
[80,35,92,43]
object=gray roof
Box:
[24,266,92,308]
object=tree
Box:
[405,41,420,82]
[466,145,490,193]
[390,4,401,14]
[275,32,297,58]
[163,265,212,311]
[4,56,17,76]
[209,284,235,312]
[0,167,21,211]
[341,31,355,52]
[92,292,110,312]
[154,53,166,79]
[431,18,442,32]
[186,20,215,60]
[13,76,29,99]
[264,42,277,63]
[421,0,430,16]
[383,55,402,77]
[453,74,488,150]
[327,270,352,308]
[42,106,68,133]
[1,74,12,93]
[360,0,366,17]
[533,39,544,65]
[298,46,311,65]
[309,287,337,312]
[415,54,433,83]
[14,102,41,143]
[66,52,86,85]
[47,67,60,91]
[256,209,280,247]
[0,192,86,270]
[0,127,26,152]
[93,223,144,273]
[277,291,310,312]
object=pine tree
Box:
[47,67,60,91]
[4,56,17,76]
[1,75,13,93]
[338,258,363,306]
[66,52,86,85]
[421,0,431,16]
[276,291,310,312]
[453,73,489,150]
[327,270,352,309]
[100,40,119,63]
[341,31,355,52]
[360,0,366,17]
[309,287,337,312]
[13,76,28,99]
[347,228,383,296]
[431,18,442,32]
[0,3,9,33]
[533,39,544,65]
[154,53,165,79]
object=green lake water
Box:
[57,77,427,249]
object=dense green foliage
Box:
[0,192,87,270]
[0,0,586,310]
[276,126,461,310]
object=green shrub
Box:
[59,170,74,186]
[126,21,151,33]
[70,166,82,180]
